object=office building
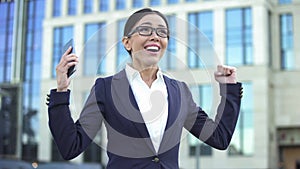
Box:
[1,0,300,168]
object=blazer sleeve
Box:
[47,83,104,160]
[184,82,242,150]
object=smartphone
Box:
[62,39,76,77]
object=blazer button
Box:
[152,157,160,163]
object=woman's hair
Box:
[123,8,169,55]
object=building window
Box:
[168,0,179,4]
[52,0,61,17]
[52,26,73,78]
[0,2,14,83]
[150,0,160,6]
[268,11,272,68]
[226,8,252,66]
[159,15,176,70]
[132,0,143,8]
[280,14,294,70]
[186,0,197,2]
[278,0,292,4]
[84,0,93,14]
[188,11,213,68]
[116,19,130,70]
[188,84,213,156]
[116,0,126,10]
[99,0,109,12]
[23,0,45,148]
[68,0,77,16]
[228,82,254,156]
[84,23,107,75]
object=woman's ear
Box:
[122,37,131,51]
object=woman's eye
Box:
[140,27,150,32]
[158,29,167,35]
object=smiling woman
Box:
[47,7,243,169]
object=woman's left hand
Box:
[214,65,237,84]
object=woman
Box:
[47,8,243,169]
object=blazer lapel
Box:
[111,70,156,154]
[158,76,181,154]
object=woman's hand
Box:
[214,65,237,84]
[55,47,78,92]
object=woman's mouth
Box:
[145,45,160,52]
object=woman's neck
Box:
[132,64,159,88]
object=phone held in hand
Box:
[62,39,76,78]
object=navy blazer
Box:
[48,69,242,169]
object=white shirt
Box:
[125,64,169,153]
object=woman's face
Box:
[123,14,168,70]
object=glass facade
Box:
[280,14,294,70]
[84,23,107,75]
[226,8,252,66]
[99,0,109,11]
[150,0,161,6]
[68,0,77,16]
[52,0,61,17]
[116,19,130,70]
[168,0,179,4]
[188,11,213,68]
[0,0,45,162]
[229,82,254,156]
[0,2,14,83]
[159,15,176,70]
[278,0,292,4]
[84,0,93,14]
[116,0,126,10]
[133,0,143,8]
[52,26,74,78]
[188,84,213,156]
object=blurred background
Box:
[0,0,300,168]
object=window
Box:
[188,11,213,68]
[186,0,197,2]
[150,0,160,6]
[116,19,130,70]
[132,0,143,8]
[226,8,252,66]
[168,0,179,4]
[68,0,77,16]
[116,0,126,10]
[280,14,294,70]
[23,0,45,150]
[84,0,93,14]
[99,0,109,12]
[159,15,176,70]
[0,2,14,83]
[52,0,61,17]
[52,26,73,78]
[188,84,213,156]
[228,82,254,156]
[278,0,292,4]
[84,23,107,75]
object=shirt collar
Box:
[125,64,164,84]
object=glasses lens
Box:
[157,28,168,38]
[137,26,152,36]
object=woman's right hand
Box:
[55,46,78,92]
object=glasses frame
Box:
[127,26,169,38]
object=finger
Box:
[63,46,73,57]
[216,65,227,76]
[60,54,79,67]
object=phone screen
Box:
[62,39,76,77]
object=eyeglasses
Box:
[127,26,169,38]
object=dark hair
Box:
[123,8,169,55]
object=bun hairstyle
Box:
[123,8,169,55]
